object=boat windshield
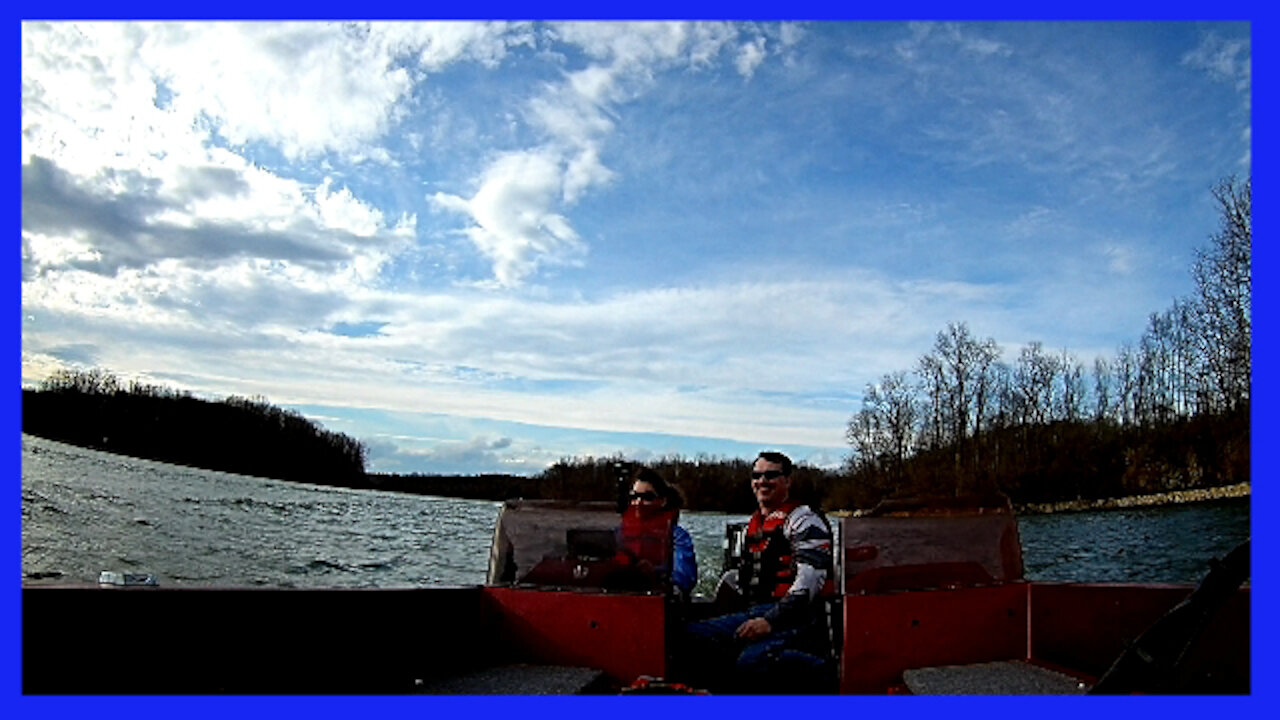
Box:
[840,504,1024,594]
[486,499,673,594]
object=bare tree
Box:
[969,334,1002,456]
[1114,343,1137,426]
[846,371,919,485]
[1168,299,1201,416]
[1058,349,1085,423]
[1192,175,1251,412]
[1014,342,1059,427]
[846,401,883,473]
[1138,311,1174,425]
[1092,356,1113,424]
[879,370,920,475]
[917,352,947,450]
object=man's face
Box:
[751,458,791,508]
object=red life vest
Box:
[616,504,674,573]
[741,502,800,600]
[740,502,834,601]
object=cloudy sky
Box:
[20,21,1251,477]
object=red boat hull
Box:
[22,580,1246,693]
[840,582,1249,693]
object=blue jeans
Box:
[681,603,829,693]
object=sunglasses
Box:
[750,470,787,480]
[629,491,660,502]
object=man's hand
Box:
[735,617,772,639]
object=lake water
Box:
[21,434,1250,596]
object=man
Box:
[681,451,835,693]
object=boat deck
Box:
[415,664,610,694]
[902,660,1091,695]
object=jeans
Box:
[680,603,830,694]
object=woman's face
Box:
[630,480,664,507]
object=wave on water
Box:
[22,488,67,515]
[358,558,403,572]
[289,558,356,575]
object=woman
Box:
[628,467,698,596]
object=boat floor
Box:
[414,664,611,694]
[902,660,1092,695]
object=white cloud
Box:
[369,20,533,71]
[563,146,614,204]
[550,21,734,69]
[1101,244,1135,275]
[315,178,385,238]
[20,152,411,284]
[1004,206,1055,239]
[894,22,1009,62]
[22,22,420,292]
[22,21,538,173]
[431,149,586,287]
[429,22,767,287]
[363,431,562,475]
[528,68,622,160]
[1182,32,1251,92]
[22,23,199,177]
[135,23,413,161]
[736,37,767,78]
[1183,31,1251,169]
[778,22,805,49]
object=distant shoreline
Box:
[22,432,1250,518]
[828,482,1251,518]
[1012,482,1250,516]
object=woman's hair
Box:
[632,467,685,512]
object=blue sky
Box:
[19,21,1251,476]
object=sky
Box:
[19,21,1253,477]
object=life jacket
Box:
[739,502,834,602]
[615,504,674,576]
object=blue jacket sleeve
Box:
[671,525,698,593]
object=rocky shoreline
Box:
[1014,482,1251,515]
[830,482,1251,518]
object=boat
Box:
[21,496,1248,694]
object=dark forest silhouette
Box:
[22,370,370,489]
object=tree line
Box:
[23,368,369,488]
[837,176,1250,509]
[365,455,834,512]
[529,454,836,514]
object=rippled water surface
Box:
[22,434,1249,594]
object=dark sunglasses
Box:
[750,470,787,480]
[629,491,660,502]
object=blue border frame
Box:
[7,7,1271,719]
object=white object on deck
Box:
[97,571,158,587]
